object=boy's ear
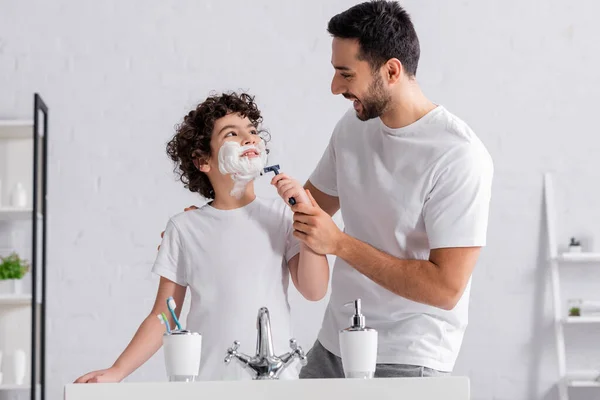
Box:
[193,151,211,173]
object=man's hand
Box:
[291,190,344,255]
[271,173,310,205]
[157,205,198,250]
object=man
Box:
[166,0,492,379]
[286,0,493,378]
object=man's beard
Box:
[349,73,392,121]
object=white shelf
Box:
[0,294,33,306]
[0,384,38,391]
[0,208,42,221]
[564,316,600,324]
[566,370,600,387]
[569,380,600,388]
[0,120,34,139]
[555,252,600,263]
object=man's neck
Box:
[380,83,437,129]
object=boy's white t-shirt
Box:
[309,106,493,372]
[152,197,302,381]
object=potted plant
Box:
[0,252,30,295]
[569,237,582,253]
[569,306,581,317]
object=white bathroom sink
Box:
[65,376,470,400]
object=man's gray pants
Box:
[299,340,449,379]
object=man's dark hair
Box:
[166,92,268,199]
[327,0,420,77]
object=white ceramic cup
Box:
[339,330,378,379]
[163,331,202,382]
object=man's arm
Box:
[291,192,480,311]
[335,234,479,310]
[304,180,340,217]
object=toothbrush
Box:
[158,313,171,334]
[262,164,296,205]
[167,297,183,331]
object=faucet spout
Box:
[256,307,275,358]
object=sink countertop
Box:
[65,376,470,400]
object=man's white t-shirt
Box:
[152,197,302,380]
[309,106,493,372]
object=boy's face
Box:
[198,112,265,176]
[330,37,392,121]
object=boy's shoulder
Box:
[166,204,209,231]
[256,195,293,215]
[254,195,285,209]
[167,197,291,226]
[246,197,293,228]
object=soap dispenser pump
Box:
[338,298,378,379]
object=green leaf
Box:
[0,252,30,280]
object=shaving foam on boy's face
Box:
[218,140,267,198]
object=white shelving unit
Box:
[544,173,600,400]
[1,94,49,400]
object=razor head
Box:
[263,164,281,175]
[261,164,296,205]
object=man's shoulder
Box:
[425,106,490,157]
[431,106,481,144]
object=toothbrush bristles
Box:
[168,297,177,310]
[167,297,182,331]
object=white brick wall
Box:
[2,1,600,400]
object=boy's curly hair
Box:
[166,92,269,199]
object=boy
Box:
[75,92,329,383]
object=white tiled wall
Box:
[2,1,600,400]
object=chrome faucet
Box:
[224,307,307,379]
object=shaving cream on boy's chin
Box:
[218,140,268,198]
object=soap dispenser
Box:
[338,298,378,379]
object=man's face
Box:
[330,38,391,121]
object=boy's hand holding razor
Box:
[270,173,310,206]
